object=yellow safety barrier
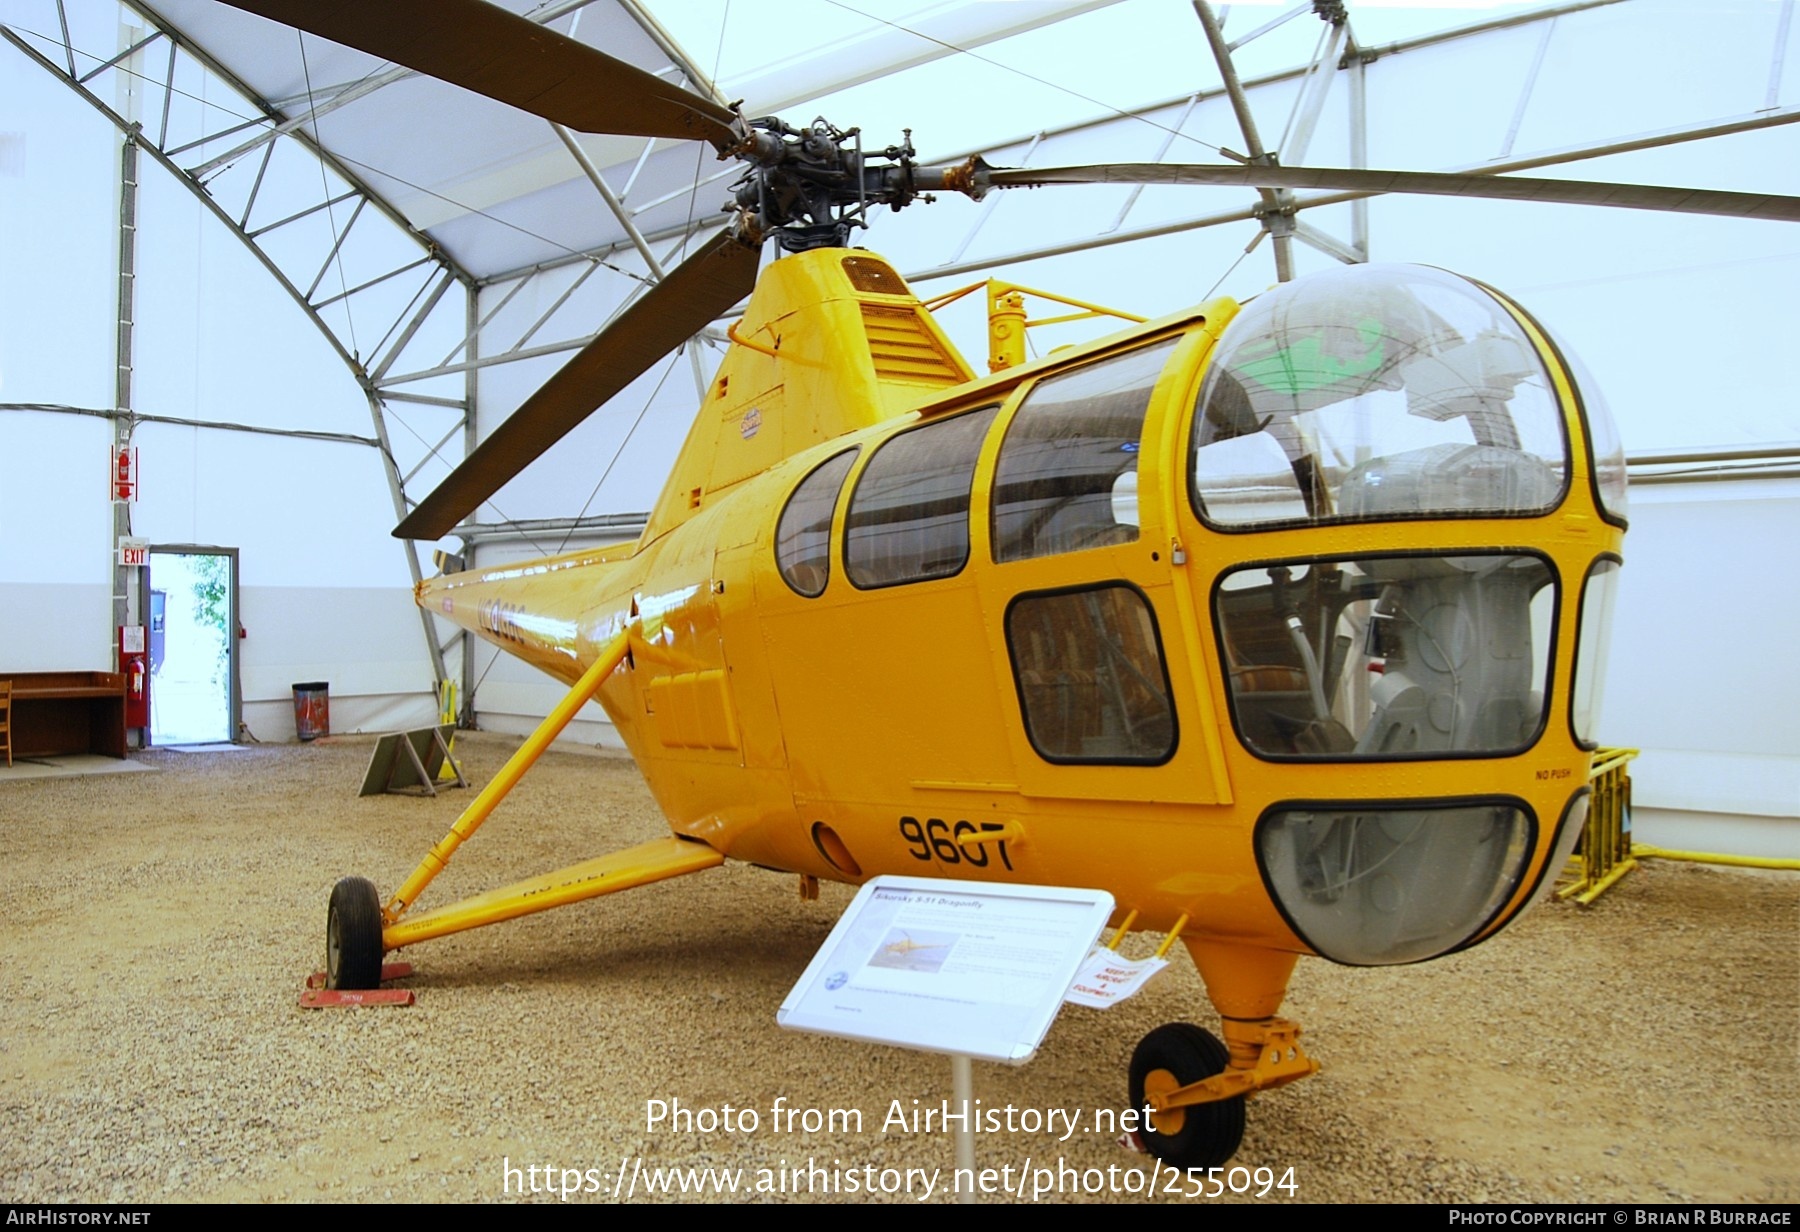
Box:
[1559,748,1798,902]
[436,678,460,783]
[1557,746,1638,905]
[1632,844,1800,872]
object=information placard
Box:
[778,876,1113,1064]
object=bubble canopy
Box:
[1191,265,1571,530]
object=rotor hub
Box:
[724,115,934,253]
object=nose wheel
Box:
[1129,1023,1246,1168]
[326,876,385,990]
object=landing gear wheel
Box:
[326,876,384,990]
[1129,1022,1246,1169]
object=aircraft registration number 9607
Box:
[897,817,1015,871]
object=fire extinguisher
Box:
[114,445,136,501]
[120,626,150,728]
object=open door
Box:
[143,548,240,745]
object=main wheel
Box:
[326,876,384,990]
[1128,1022,1246,1169]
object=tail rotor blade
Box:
[393,231,761,541]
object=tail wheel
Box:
[1128,1022,1246,1168]
[326,876,385,990]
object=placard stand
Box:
[951,1054,976,1203]
[780,876,1113,1203]
[358,724,465,797]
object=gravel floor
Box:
[1,735,1794,1204]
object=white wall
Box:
[1598,479,1800,858]
[0,27,439,740]
[6,2,1798,845]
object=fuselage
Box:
[421,249,1626,974]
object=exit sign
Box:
[118,537,149,567]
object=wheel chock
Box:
[298,962,417,1008]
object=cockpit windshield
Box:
[1191,265,1568,529]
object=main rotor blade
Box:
[219,0,738,150]
[981,162,1800,223]
[394,231,762,541]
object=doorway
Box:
[143,548,240,746]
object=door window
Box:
[845,406,1000,589]
[1006,583,1176,764]
[991,341,1178,562]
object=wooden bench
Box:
[4,671,127,759]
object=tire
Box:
[326,876,384,990]
[1128,1022,1246,1169]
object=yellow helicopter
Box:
[222,0,1794,1170]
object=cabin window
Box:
[775,449,858,598]
[992,340,1179,562]
[1569,556,1621,748]
[1214,552,1557,761]
[1006,583,1176,764]
[845,406,1000,588]
[1256,798,1536,966]
[1190,265,1568,530]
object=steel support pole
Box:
[552,123,666,278]
[1769,0,1796,111]
[1229,3,1310,51]
[461,276,480,725]
[371,271,457,382]
[1348,45,1369,259]
[1106,94,1201,234]
[381,391,465,409]
[1,402,376,446]
[1280,17,1346,166]
[401,418,469,488]
[1292,219,1363,264]
[952,1055,976,1205]
[687,341,711,403]
[113,131,139,682]
[188,66,411,180]
[303,196,367,302]
[1192,0,1294,281]
[1498,16,1557,159]
[507,261,602,355]
[365,389,449,691]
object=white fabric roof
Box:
[121,0,1566,282]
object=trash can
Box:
[292,681,330,742]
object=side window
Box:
[845,406,1000,589]
[1006,584,1176,764]
[775,449,857,597]
[1213,553,1555,760]
[992,340,1179,563]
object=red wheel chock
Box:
[298,962,416,1008]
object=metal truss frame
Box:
[10,0,1797,730]
[901,0,1800,284]
[3,0,723,718]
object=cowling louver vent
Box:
[859,304,964,385]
